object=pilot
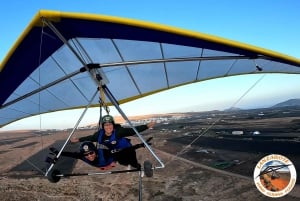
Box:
[70,115,155,169]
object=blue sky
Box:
[1,0,300,130]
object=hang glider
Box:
[256,164,292,179]
[1,10,300,127]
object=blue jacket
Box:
[98,129,132,150]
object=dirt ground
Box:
[0,129,299,201]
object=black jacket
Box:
[78,124,149,142]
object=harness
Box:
[98,129,132,151]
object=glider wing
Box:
[1,10,300,127]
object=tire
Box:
[47,169,61,183]
[143,160,153,177]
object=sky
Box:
[1,0,300,130]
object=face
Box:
[103,123,114,136]
[84,151,96,161]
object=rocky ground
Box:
[0,128,299,201]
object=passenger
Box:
[70,115,155,169]
[47,139,152,170]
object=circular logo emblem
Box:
[253,154,297,198]
[83,145,89,152]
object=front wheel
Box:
[47,169,61,183]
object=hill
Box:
[272,98,300,108]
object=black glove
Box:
[141,137,153,147]
[146,137,153,144]
[45,156,58,164]
[49,147,59,155]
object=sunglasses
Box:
[84,151,95,156]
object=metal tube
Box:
[139,171,143,201]
[103,85,165,169]
[97,55,266,68]
[56,168,140,177]
[1,69,82,109]
[45,89,99,176]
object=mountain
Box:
[224,107,242,111]
[272,98,300,108]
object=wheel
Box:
[47,169,61,183]
[143,160,153,177]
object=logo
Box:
[83,145,90,152]
[253,154,297,198]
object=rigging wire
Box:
[163,73,267,166]
[3,22,51,176]
[21,22,48,175]
[38,21,45,152]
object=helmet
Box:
[102,115,115,124]
[80,141,96,154]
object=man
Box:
[48,139,152,170]
[70,115,155,169]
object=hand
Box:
[140,137,153,147]
[45,156,58,164]
[70,137,79,143]
[147,121,156,129]
[100,162,116,170]
[49,147,59,155]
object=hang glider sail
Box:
[1,10,300,127]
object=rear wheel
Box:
[143,160,153,177]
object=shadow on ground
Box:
[9,141,79,178]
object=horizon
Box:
[1,97,299,132]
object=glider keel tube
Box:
[48,169,141,183]
[47,163,153,183]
